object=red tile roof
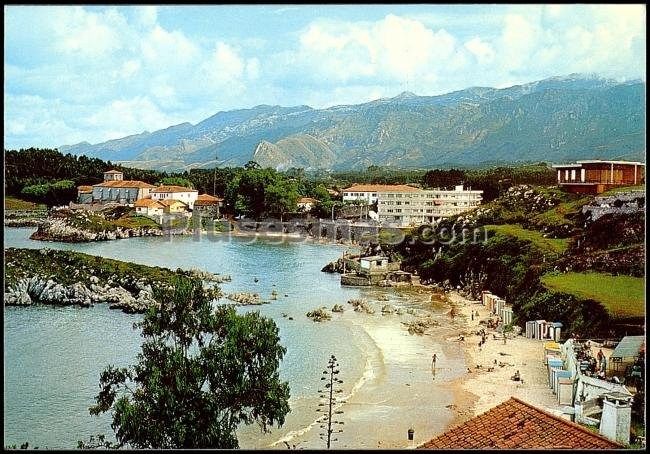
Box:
[134,198,164,208]
[158,199,187,207]
[298,197,318,204]
[343,184,421,193]
[77,185,93,193]
[103,169,123,174]
[194,193,223,205]
[94,180,156,189]
[419,397,621,449]
[151,185,198,193]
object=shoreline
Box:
[445,291,563,423]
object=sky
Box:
[3,4,646,149]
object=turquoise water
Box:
[3,228,376,448]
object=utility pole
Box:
[213,151,218,196]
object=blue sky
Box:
[4,4,646,149]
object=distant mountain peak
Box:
[394,91,418,99]
[57,75,645,171]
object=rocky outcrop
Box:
[225,292,264,305]
[306,307,332,322]
[188,268,232,283]
[4,218,45,227]
[347,298,375,314]
[4,248,225,314]
[582,192,645,222]
[4,275,159,313]
[31,218,163,242]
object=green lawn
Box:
[485,224,570,254]
[4,196,46,211]
[601,184,646,196]
[541,271,645,319]
[532,196,591,227]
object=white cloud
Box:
[464,37,495,64]
[136,5,158,28]
[3,5,646,149]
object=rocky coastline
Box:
[4,248,226,314]
[30,217,165,242]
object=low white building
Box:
[377,185,483,227]
[151,185,199,209]
[342,184,420,204]
[297,197,318,212]
[134,198,165,217]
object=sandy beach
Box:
[239,285,563,450]
[446,291,563,419]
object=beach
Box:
[447,291,562,419]
[252,286,564,450]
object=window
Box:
[565,170,569,180]
[570,169,576,181]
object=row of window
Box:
[343,192,377,197]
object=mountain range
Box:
[59,75,646,171]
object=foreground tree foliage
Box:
[89,276,290,448]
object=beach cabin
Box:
[359,256,389,273]
[481,291,505,315]
[501,306,514,326]
[525,320,562,341]
[608,336,644,374]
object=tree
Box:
[265,179,299,220]
[158,177,194,189]
[89,276,290,448]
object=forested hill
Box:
[58,75,646,172]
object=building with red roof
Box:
[419,397,622,449]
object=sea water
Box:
[3,228,462,448]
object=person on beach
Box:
[431,353,437,372]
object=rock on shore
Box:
[4,275,159,313]
[30,217,163,242]
[4,248,222,314]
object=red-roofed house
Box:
[419,397,622,449]
[193,193,224,217]
[297,197,318,212]
[151,185,199,209]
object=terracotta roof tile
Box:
[94,180,156,189]
[418,397,621,450]
[194,193,223,205]
[157,199,187,207]
[134,199,163,208]
[77,185,93,192]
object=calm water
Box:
[3,229,376,448]
[4,228,459,448]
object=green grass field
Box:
[4,196,46,211]
[532,196,591,227]
[541,271,645,319]
[601,184,646,196]
[485,224,570,254]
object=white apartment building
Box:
[377,185,483,227]
[342,184,421,204]
[151,185,199,209]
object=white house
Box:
[342,184,421,204]
[151,185,199,209]
[297,197,318,212]
[134,198,165,217]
